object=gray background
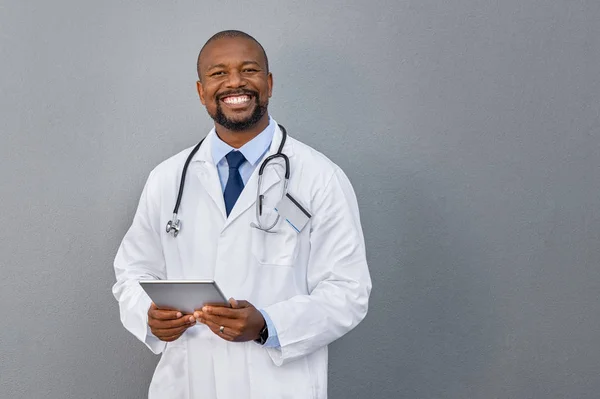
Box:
[1,0,598,398]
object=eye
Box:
[210,71,226,77]
[242,68,259,73]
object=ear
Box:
[196,80,206,105]
[267,72,273,98]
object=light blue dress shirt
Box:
[211,117,280,348]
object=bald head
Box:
[197,30,269,80]
[195,30,273,136]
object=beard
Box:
[209,89,269,131]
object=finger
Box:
[202,305,240,318]
[148,315,196,329]
[235,300,250,308]
[152,324,190,338]
[197,313,233,332]
[159,332,184,342]
[150,323,192,337]
[152,319,196,336]
[150,308,185,321]
[202,318,236,341]
[229,297,239,308]
[200,312,234,329]
[149,313,194,326]
[149,314,195,329]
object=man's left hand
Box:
[194,298,265,342]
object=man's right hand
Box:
[148,302,196,342]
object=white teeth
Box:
[223,95,250,105]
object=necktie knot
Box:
[226,151,246,170]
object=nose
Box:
[225,69,246,88]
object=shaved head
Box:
[197,30,269,80]
[195,29,273,136]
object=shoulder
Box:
[287,136,343,181]
[153,145,197,175]
[286,136,358,209]
[144,145,198,190]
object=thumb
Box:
[235,299,251,308]
[229,298,251,309]
[229,297,240,308]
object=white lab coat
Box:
[113,124,371,399]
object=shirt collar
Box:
[211,116,276,167]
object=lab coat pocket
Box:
[251,219,299,266]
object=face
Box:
[197,37,272,131]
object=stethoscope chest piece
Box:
[166,214,181,237]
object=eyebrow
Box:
[240,61,261,68]
[206,63,227,72]
[206,60,262,72]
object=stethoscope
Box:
[166,124,290,237]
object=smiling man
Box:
[113,30,371,399]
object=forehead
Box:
[199,37,266,70]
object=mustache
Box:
[216,89,258,101]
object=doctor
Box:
[113,30,371,399]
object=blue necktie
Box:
[224,151,246,216]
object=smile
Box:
[221,95,252,105]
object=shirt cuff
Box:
[258,309,280,348]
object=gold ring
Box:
[219,326,225,334]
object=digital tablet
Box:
[139,280,229,314]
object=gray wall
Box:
[1,1,599,398]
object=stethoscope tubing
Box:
[174,139,204,215]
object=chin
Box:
[225,112,254,122]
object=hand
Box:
[194,298,265,342]
[148,302,196,342]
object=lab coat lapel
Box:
[191,161,226,220]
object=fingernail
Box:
[189,316,195,323]
[193,312,200,318]
[202,306,208,313]
[177,312,182,318]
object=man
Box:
[113,30,371,399]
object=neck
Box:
[215,114,270,149]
